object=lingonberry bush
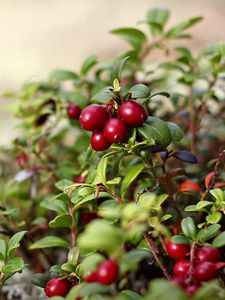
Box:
[0,7,225,300]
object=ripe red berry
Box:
[79,104,108,131]
[85,271,99,283]
[196,246,221,264]
[170,276,187,288]
[103,118,127,143]
[118,100,147,127]
[166,241,190,260]
[173,260,190,277]
[67,103,81,120]
[44,278,71,297]
[96,259,119,285]
[91,132,111,151]
[185,284,200,296]
[74,176,86,183]
[194,262,219,282]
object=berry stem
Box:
[143,232,170,280]
[187,241,197,283]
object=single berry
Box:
[196,246,221,264]
[103,118,127,143]
[16,153,28,167]
[170,276,187,288]
[96,259,119,285]
[44,278,71,297]
[173,260,190,277]
[67,103,81,120]
[74,176,86,183]
[194,262,219,282]
[118,100,147,126]
[79,104,108,131]
[166,240,190,260]
[91,132,111,151]
[85,271,99,283]
[185,284,200,296]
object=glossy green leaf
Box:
[0,240,6,260]
[166,122,184,142]
[210,188,225,203]
[171,235,190,244]
[120,163,145,199]
[111,28,147,51]
[7,231,27,258]
[212,231,225,248]
[111,56,130,81]
[206,212,222,224]
[4,257,25,276]
[196,201,213,209]
[197,224,221,241]
[181,217,196,239]
[55,179,74,192]
[92,156,108,185]
[49,214,72,228]
[29,236,70,250]
[74,192,110,208]
[31,273,50,288]
[41,195,68,213]
[128,84,151,98]
[165,16,203,39]
[80,55,98,75]
[91,87,115,103]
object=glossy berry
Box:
[173,260,189,277]
[166,241,190,260]
[67,103,81,120]
[79,104,108,131]
[170,276,187,288]
[85,271,99,283]
[185,284,200,296]
[196,246,221,264]
[103,118,127,143]
[96,259,119,285]
[194,262,219,282]
[91,132,111,151]
[74,176,86,183]
[118,100,147,126]
[44,278,71,297]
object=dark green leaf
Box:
[128,84,151,98]
[111,28,147,51]
[32,273,50,288]
[197,224,221,241]
[171,235,190,244]
[111,56,130,81]
[91,87,115,103]
[49,214,72,228]
[181,217,196,239]
[165,16,203,39]
[149,91,171,98]
[212,231,225,248]
[41,194,68,213]
[166,122,184,142]
[80,55,98,75]
[7,231,27,258]
[29,236,70,250]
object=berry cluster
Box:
[85,259,119,285]
[79,100,148,151]
[167,240,223,296]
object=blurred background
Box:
[1,0,225,145]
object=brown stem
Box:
[143,232,170,279]
[187,241,197,283]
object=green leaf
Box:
[197,224,221,241]
[0,240,6,260]
[92,156,108,185]
[196,201,213,209]
[139,117,172,147]
[165,16,203,39]
[111,28,147,51]
[181,217,196,239]
[7,231,27,258]
[128,84,151,98]
[145,7,170,35]
[41,194,68,213]
[4,257,25,276]
[166,122,184,142]
[122,249,152,265]
[185,205,199,212]
[212,231,225,248]
[171,235,190,244]
[78,253,105,277]
[80,55,98,75]
[32,273,50,288]
[111,56,130,81]
[78,220,123,253]
[210,188,225,203]
[120,163,145,199]
[55,179,74,192]
[159,63,185,72]
[49,69,79,83]
[29,236,70,250]
[206,212,222,224]
[176,47,193,65]
[49,214,72,228]
[91,87,115,103]
[121,290,143,300]
[149,91,170,98]
[74,192,110,208]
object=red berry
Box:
[16,153,28,167]
[185,284,200,296]
[118,100,147,127]
[67,103,81,120]
[166,241,190,260]
[173,260,190,277]
[103,118,127,143]
[91,132,111,151]
[74,176,86,183]
[194,262,219,282]
[170,276,187,288]
[196,246,221,264]
[45,278,71,297]
[85,271,99,283]
[96,259,119,285]
[79,104,108,131]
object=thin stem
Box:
[143,232,170,280]
[68,195,76,247]
[188,90,196,154]
[187,241,197,283]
